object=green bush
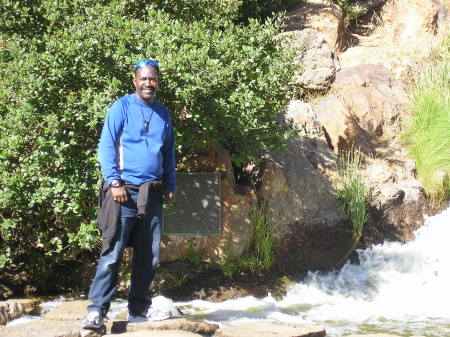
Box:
[403,33,450,201]
[0,0,295,285]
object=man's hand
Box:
[111,186,128,203]
[164,191,175,204]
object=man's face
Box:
[133,65,159,104]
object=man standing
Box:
[82,59,176,329]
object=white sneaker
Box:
[128,307,172,323]
[81,311,104,330]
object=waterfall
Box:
[176,206,450,336]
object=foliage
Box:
[330,0,366,30]
[240,0,302,22]
[334,149,368,242]
[0,0,295,284]
[403,33,450,201]
[219,202,276,276]
[185,239,208,266]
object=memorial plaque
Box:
[163,173,221,234]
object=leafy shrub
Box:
[0,0,295,285]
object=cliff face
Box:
[160,0,449,273]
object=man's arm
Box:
[98,100,128,202]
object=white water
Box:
[173,206,450,336]
[9,206,450,336]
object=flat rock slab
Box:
[44,300,90,320]
[112,317,219,335]
[214,322,326,337]
[118,330,202,337]
[0,319,104,337]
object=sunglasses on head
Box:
[134,59,159,73]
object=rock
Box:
[214,322,326,337]
[6,298,39,314]
[0,319,104,337]
[284,100,322,136]
[0,301,25,325]
[111,317,219,335]
[118,331,202,337]
[259,140,353,272]
[285,0,344,50]
[314,64,408,154]
[339,0,445,75]
[346,335,424,337]
[314,94,373,154]
[44,300,90,321]
[160,143,257,262]
[282,28,340,90]
[362,153,427,243]
[334,64,408,134]
[0,284,13,299]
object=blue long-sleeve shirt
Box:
[98,93,176,193]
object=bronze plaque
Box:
[163,173,221,234]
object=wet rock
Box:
[214,322,326,337]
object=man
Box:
[82,59,176,330]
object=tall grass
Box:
[403,33,450,201]
[219,202,276,276]
[335,150,368,242]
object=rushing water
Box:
[8,206,450,336]
[174,206,450,337]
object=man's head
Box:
[133,59,159,104]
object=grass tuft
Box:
[403,32,450,202]
[334,149,368,242]
[219,202,276,276]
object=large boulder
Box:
[334,64,409,135]
[160,143,257,262]
[314,93,374,154]
[282,28,340,90]
[258,140,354,272]
[314,64,408,154]
[284,0,344,50]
